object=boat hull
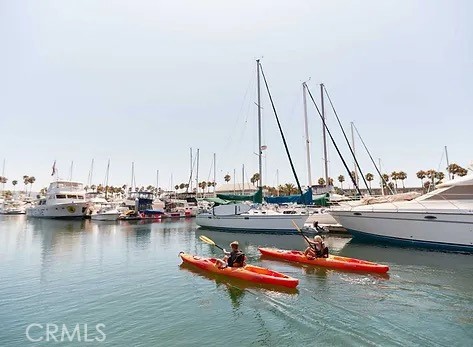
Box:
[195,213,307,233]
[26,202,88,219]
[258,247,389,273]
[330,210,473,252]
[91,212,120,221]
[180,253,298,288]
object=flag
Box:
[51,160,56,176]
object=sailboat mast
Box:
[303,82,312,187]
[257,59,263,189]
[445,146,450,179]
[196,148,199,198]
[105,159,110,200]
[242,164,245,195]
[87,159,94,186]
[351,122,358,187]
[1,158,5,192]
[156,170,159,194]
[213,153,216,197]
[190,148,193,192]
[321,84,329,186]
[131,162,134,191]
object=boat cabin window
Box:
[67,195,78,199]
[425,185,473,201]
[56,194,67,199]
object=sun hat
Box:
[230,241,239,247]
[313,235,323,243]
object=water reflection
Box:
[179,263,298,309]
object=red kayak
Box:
[258,248,389,274]
[180,253,299,288]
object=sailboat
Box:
[195,60,308,233]
[90,160,121,221]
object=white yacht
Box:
[90,203,121,221]
[26,181,88,219]
[330,175,473,252]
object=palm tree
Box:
[174,185,179,191]
[91,184,97,192]
[397,171,407,189]
[179,183,185,190]
[416,170,426,188]
[426,169,437,184]
[318,177,325,186]
[435,172,445,184]
[27,176,36,196]
[458,168,468,177]
[224,174,231,183]
[391,171,398,191]
[328,177,334,186]
[365,173,374,190]
[337,175,345,189]
[12,180,18,192]
[251,173,260,187]
[23,175,29,193]
[382,173,390,184]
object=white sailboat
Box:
[196,60,308,233]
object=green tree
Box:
[27,176,36,196]
[365,173,374,190]
[337,175,345,189]
[318,177,325,186]
[224,174,231,183]
[416,170,426,188]
[397,171,407,189]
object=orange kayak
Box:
[258,248,389,274]
[180,253,299,288]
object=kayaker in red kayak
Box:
[215,241,247,269]
[304,235,329,259]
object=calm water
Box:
[0,215,472,346]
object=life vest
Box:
[227,250,245,267]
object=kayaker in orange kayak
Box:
[304,235,329,259]
[215,241,247,269]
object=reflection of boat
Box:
[330,175,473,252]
[180,253,299,288]
[26,181,88,219]
[258,248,389,273]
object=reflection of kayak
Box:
[179,253,299,288]
[258,248,389,274]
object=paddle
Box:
[199,235,225,252]
[291,220,316,251]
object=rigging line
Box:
[259,62,304,197]
[186,154,198,191]
[352,123,394,195]
[223,72,255,152]
[306,86,363,196]
[323,86,372,195]
[437,150,445,174]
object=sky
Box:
[1,0,472,192]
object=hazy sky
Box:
[1,0,472,192]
